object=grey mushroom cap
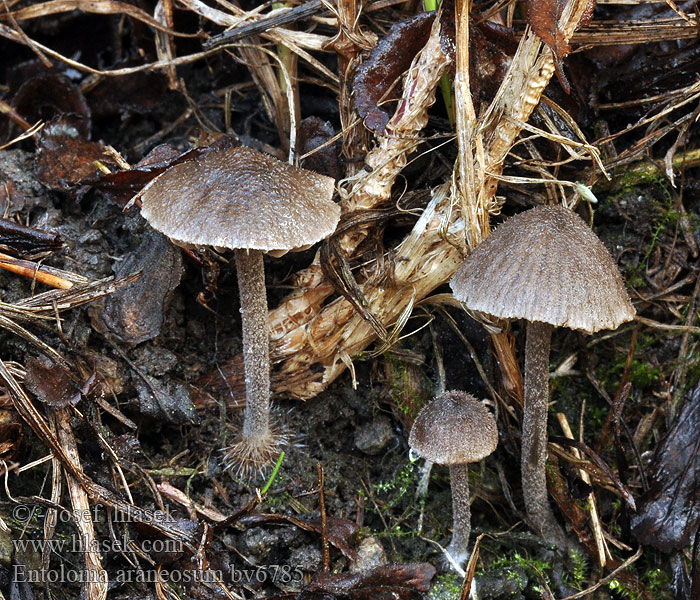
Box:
[138,145,339,252]
[450,205,636,334]
[409,391,498,465]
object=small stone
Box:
[354,416,395,455]
[288,544,322,572]
[241,527,279,561]
[349,536,386,571]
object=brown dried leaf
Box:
[300,563,436,600]
[9,71,91,139]
[89,229,183,345]
[0,391,22,458]
[85,137,235,206]
[438,3,516,102]
[35,117,113,190]
[299,116,340,179]
[526,0,597,91]
[24,357,80,409]
[239,513,359,561]
[527,0,572,58]
[353,12,436,135]
[470,22,518,104]
[86,70,172,120]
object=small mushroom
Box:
[409,390,498,567]
[450,205,635,550]
[136,144,339,475]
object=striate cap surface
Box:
[138,145,339,252]
[409,390,498,465]
[450,205,636,334]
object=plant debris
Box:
[0,0,700,597]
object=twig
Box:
[635,315,700,334]
[54,408,108,600]
[204,0,327,48]
[317,463,330,573]
[459,533,482,600]
[557,412,609,567]
[0,98,33,131]
[0,251,75,289]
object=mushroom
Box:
[450,205,635,550]
[409,390,498,567]
[136,144,339,475]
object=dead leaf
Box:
[299,117,340,179]
[526,0,597,92]
[353,12,436,135]
[35,117,113,190]
[631,383,700,552]
[24,357,81,409]
[239,513,359,561]
[9,71,91,139]
[299,563,436,600]
[89,229,183,345]
[84,137,235,207]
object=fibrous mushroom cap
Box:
[450,205,636,334]
[139,145,339,252]
[409,391,498,465]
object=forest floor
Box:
[1,0,700,599]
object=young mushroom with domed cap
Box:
[409,390,498,568]
[450,205,635,551]
[134,144,339,476]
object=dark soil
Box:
[1,2,700,600]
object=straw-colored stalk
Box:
[55,409,108,600]
[273,183,463,398]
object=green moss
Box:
[489,552,552,583]
[642,567,672,599]
[373,459,419,509]
[598,329,664,392]
[602,356,661,391]
[565,547,589,589]
[624,264,645,290]
[608,565,672,600]
[614,165,667,193]
[628,361,662,389]
[609,577,638,600]
[644,212,677,267]
[426,572,462,600]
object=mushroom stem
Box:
[447,462,471,566]
[234,249,271,442]
[522,320,570,549]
